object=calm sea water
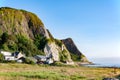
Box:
[87,57,120,67]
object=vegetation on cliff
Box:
[62,38,88,62]
[0,7,88,63]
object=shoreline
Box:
[82,64,120,68]
[76,62,120,68]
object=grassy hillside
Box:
[0,7,49,57]
[0,7,46,55]
[0,63,119,80]
[0,7,88,62]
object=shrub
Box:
[51,62,65,66]
[54,39,62,47]
[34,34,47,50]
[17,35,44,56]
[24,58,35,64]
[1,32,9,44]
[59,50,69,63]
[0,44,9,51]
[0,53,4,62]
[3,60,16,63]
[70,53,80,61]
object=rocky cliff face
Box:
[62,38,88,62]
[0,7,88,63]
[44,42,60,61]
[0,7,49,39]
[44,41,73,63]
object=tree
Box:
[34,34,47,50]
[1,32,9,44]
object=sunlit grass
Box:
[0,63,119,80]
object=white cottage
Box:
[0,51,15,60]
[12,52,25,62]
[0,51,25,62]
[12,52,24,59]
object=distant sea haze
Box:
[89,57,120,67]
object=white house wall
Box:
[5,56,15,61]
[0,51,11,56]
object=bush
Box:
[59,50,69,63]
[54,39,62,47]
[24,58,35,64]
[34,34,47,50]
[1,32,9,44]
[0,44,9,51]
[0,53,4,62]
[17,35,44,56]
[3,60,16,63]
[51,62,66,66]
[70,53,80,61]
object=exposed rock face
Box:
[0,7,49,39]
[62,38,88,62]
[62,38,82,55]
[0,7,88,63]
[47,29,54,39]
[44,42,73,63]
[44,42,60,61]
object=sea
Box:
[86,57,120,68]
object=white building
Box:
[0,51,15,60]
[34,55,47,61]
[46,58,53,64]
[34,55,54,64]
[0,51,24,62]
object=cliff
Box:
[62,38,88,62]
[0,7,88,63]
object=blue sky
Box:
[0,0,120,59]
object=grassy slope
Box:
[0,63,119,80]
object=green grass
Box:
[0,71,86,80]
[0,63,86,80]
[0,63,119,80]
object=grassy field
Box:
[0,63,119,80]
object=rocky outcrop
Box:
[62,38,82,55]
[44,42,60,61]
[62,38,88,62]
[44,41,73,63]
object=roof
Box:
[14,52,19,55]
[34,55,47,59]
[12,52,19,56]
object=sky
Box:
[0,0,120,59]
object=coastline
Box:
[76,61,120,68]
[87,57,120,68]
[81,63,120,68]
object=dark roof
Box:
[34,55,46,59]
[12,52,19,56]
[14,52,19,55]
